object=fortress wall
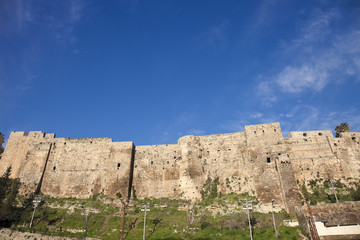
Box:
[288,130,333,138]
[132,144,180,199]
[243,123,292,209]
[41,138,134,199]
[19,141,52,194]
[1,124,359,213]
[177,135,203,200]
[335,132,360,179]
[285,132,344,183]
[197,132,251,195]
[0,131,42,178]
[275,153,301,212]
[245,122,283,147]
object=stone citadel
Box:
[0,122,359,213]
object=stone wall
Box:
[0,122,359,213]
[0,132,134,199]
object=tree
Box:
[0,166,21,227]
[0,166,12,207]
[335,122,350,137]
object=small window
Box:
[274,129,277,132]
[151,161,153,165]
[303,133,307,137]
[352,137,356,141]
[318,133,323,136]
[90,141,92,143]
[64,142,66,145]
[267,157,271,163]
[262,130,265,134]
[53,166,56,171]
[254,131,257,135]
[334,143,337,146]
[117,163,120,168]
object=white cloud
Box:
[276,105,360,137]
[275,65,328,93]
[255,9,360,103]
[291,9,340,50]
[256,79,276,102]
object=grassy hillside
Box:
[10,193,307,240]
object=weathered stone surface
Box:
[0,122,359,213]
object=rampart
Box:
[0,122,359,213]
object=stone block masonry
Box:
[0,122,359,213]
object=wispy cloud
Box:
[251,0,279,31]
[255,8,360,103]
[284,8,340,51]
[275,65,328,93]
[221,105,360,137]
[200,21,230,50]
[1,0,87,45]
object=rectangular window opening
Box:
[267,157,271,163]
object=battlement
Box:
[10,131,56,139]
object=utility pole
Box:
[329,181,339,203]
[141,203,150,240]
[84,208,88,240]
[243,199,253,240]
[29,195,42,228]
[271,199,280,239]
[121,201,126,240]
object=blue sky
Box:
[1,0,359,145]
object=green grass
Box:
[12,194,304,240]
[301,178,360,205]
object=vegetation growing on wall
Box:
[200,177,219,200]
[300,178,360,205]
[335,122,350,137]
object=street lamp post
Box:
[121,201,126,240]
[29,195,42,228]
[329,181,339,203]
[271,199,280,239]
[243,199,253,240]
[83,207,88,240]
[141,203,150,240]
